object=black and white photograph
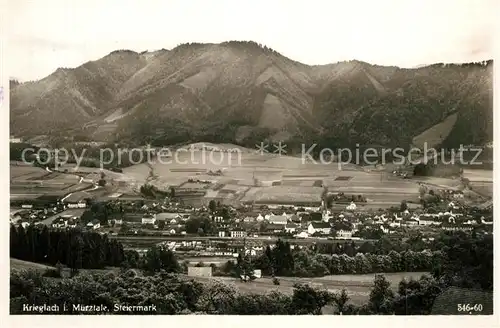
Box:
[5,0,496,320]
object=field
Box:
[121,143,425,208]
[462,169,493,198]
[463,169,493,183]
[469,182,493,198]
[11,258,55,271]
[10,166,83,195]
[193,272,428,305]
[412,113,458,149]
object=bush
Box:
[273,277,280,285]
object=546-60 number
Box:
[457,304,483,312]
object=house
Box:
[141,214,156,225]
[336,229,353,239]
[114,218,123,225]
[244,249,257,256]
[308,222,331,235]
[86,219,100,230]
[63,191,92,208]
[10,210,23,223]
[10,136,23,143]
[480,217,493,225]
[322,210,333,222]
[230,229,247,238]
[295,231,309,238]
[265,224,284,233]
[19,220,30,229]
[213,215,224,222]
[256,214,264,221]
[156,213,182,222]
[389,221,401,228]
[418,216,441,226]
[442,224,473,232]
[218,230,228,237]
[243,216,255,223]
[52,217,67,228]
[284,222,298,233]
[402,219,419,227]
[380,225,390,234]
[268,215,288,225]
[346,202,357,211]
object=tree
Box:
[208,200,217,213]
[120,222,130,234]
[158,220,166,230]
[237,255,256,282]
[221,207,230,220]
[290,283,333,314]
[142,246,180,274]
[185,218,202,234]
[400,200,408,212]
[393,275,443,315]
[333,289,350,314]
[432,233,493,291]
[196,279,238,314]
[368,275,394,314]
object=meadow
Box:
[193,272,428,305]
[121,143,423,208]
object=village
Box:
[10,182,494,260]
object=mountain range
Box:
[10,41,493,149]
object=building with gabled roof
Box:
[307,222,331,235]
[268,215,288,225]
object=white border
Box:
[2,1,500,327]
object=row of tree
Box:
[10,225,126,271]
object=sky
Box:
[6,0,497,81]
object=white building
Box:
[230,230,247,238]
[346,202,357,211]
[87,220,100,230]
[308,222,331,235]
[295,231,309,239]
[268,215,288,225]
[418,217,441,226]
[142,214,156,225]
[336,229,353,239]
